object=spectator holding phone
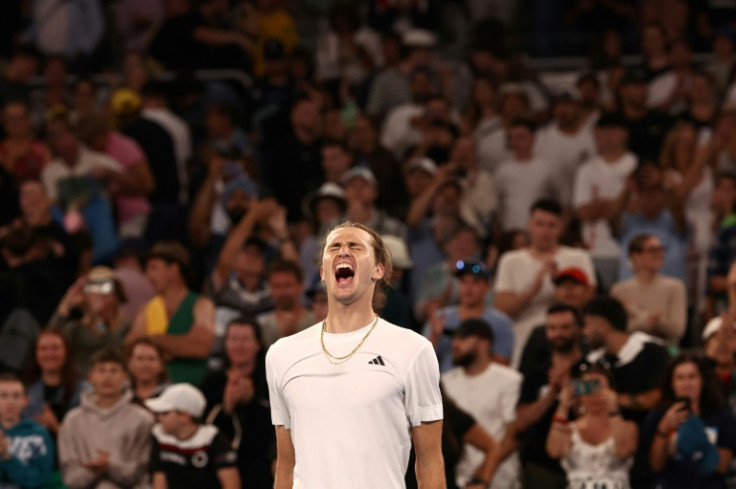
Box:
[546,368,638,489]
[645,352,736,489]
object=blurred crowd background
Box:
[4,0,736,488]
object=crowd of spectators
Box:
[5,0,736,488]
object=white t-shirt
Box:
[495,157,558,231]
[536,124,596,206]
[494,247,596,365]
[442,363,523,489]
[42,146,122,202]
[380,103,425,160]
[266,318,443,489]
[475,120,510,174]
[573,153,637,258]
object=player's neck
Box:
[324,301,377,334]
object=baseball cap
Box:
[221,175,258,207]
[145,383,206,418]
[454,318,494,342]
[302,182,347,219]
[382,235,413,269]
[402,28,437,48]
[454,259,491,281]
[404,157,438,176]
[145,241,191,270]
[110,89,142,116]
[553,267,590,287]
[702,316,736,342]
[342,166,377,186]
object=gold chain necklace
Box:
[320,315,379,365]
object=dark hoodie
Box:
[0,418,54,489]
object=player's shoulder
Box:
[376,318,432,351]
[267,322,321,359]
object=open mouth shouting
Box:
[335,262,355,287]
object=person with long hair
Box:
[126,337,170,405]
[546,368,638,489]
[22,329,81,437]
[645,352,736,488]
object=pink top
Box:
[106,131,151,224]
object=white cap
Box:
[404,157,437,176]
[145,383,206,418]
[342,166,377,186]
[382,234,413,269]
[702,317,736,342]
[402,29,437,48]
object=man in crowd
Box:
[126,241,215,385]
[442,319,522,489]
[58,349,154,489]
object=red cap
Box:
[553,267,590,286]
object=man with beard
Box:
[441,319,522,489]
[256,259,316,350]
[514,303,586,489]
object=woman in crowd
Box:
[202,316,272,489]
[0,100,51,181]
[611,234,687,346]
[126,337,169,405]
[48,266,130,376]
[547,369,638,489]
[646,352,736,489]
[22,329,82,437]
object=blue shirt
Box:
[423,305,514,373]
[618,210,688,283]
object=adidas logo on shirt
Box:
[368,356,385,366]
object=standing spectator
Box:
[342,167,408,242]
[494,199,596,366]
[425,259,514,371]
[536,87,596,208]
[0,101,50,181]
[611,234,687,346]
[442,319,522,489]
[516,303,586,489]
[546,369,638,489]
[448,136,497,236]
[320,140,354,185]
[126,242,215,385]
[49,267,131,376]
[126,338,169,405]
[495,120,559,232]
[477,85,530,174]
[256,260,316,350]
[645,353,736,489]
[464,77,500,146]
[22,330,82,438]
[573,112,637,290]
[58,349,154,489]
[575,73,602,128]
[146,383,240,489]
[610,161,689,284]
[365,32,410,121]
[0,373,54,489]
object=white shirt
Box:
[42,146,122,202]
[475,119,510,174]
[495,157,558,231]
[442,363,523,489]
[494,247,596,365]
[573,152,637,258]
[381,103,425,160]
[536,124,596,206]
[142,107,191,204]
[266,318,443,489]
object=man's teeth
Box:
[337,264,354,271]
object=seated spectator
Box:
[49,267,131,376]
[426,259,514,371]
[516,303,587,489]
[341,167,408,242]
[75,112,155,238]
[495,119,560,232]
[203,103,257,177]
[611,234,687,346]
[0,373,54,489]
[645,353,736,489]
[126,338,170,405]
[573,112,636,290]
[126,242,215,385]
[299,182,347,285]
[22,329,81,437]
[378,235,414,329]
[442,319,522,489]
[146,383,240,489]
[476,84,530,174]
[610,160,689,285]
[415,224,483,323]
[58,349,154,489]
[256,260,315,351]
[494,199,596,366]
[546,369,638,489]
[0,100,50,181]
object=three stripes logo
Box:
[368,356,385,366]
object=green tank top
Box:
[167,292,208,385]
